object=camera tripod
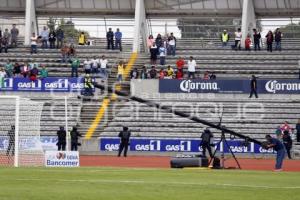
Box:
[207,110,241,169]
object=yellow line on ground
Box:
[85,52,138,139]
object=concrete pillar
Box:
[25,0,38,45]
[133,0,149,53]
[241,0,256,48]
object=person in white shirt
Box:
[40,26,49,49]
[99,55,108,79]
[187,56,196,79]
[90,56,99,74]
[83,58,91,74]
[30,33,38,54]
[234,28,242,51]
[0,67,7,88]
[168,33,176,56]
[159,45,166,65]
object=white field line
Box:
[7,178,300,190]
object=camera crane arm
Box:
[93,82,262,146]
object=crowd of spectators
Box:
[0,59,49,81]
[0,24,19,53]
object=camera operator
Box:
[200,128,214,158]
[118,126,131,157]
[265,135,285,171]
[70,126,82,151]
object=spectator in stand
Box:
[30,33,38,54]
[40,26,49,49]
[296,119,300,142]
[71,57,80,77]
[274,126,282,139]
[274,28,283,51]
[282,130,292,159]
[21,62,30,78]
[253,29,261,51]
[168,33,176,56]
[39,65,48,79]
[147,35,155,49]
[1,29,10,53]
[106,28,114,50]
[166,65,174,79]
[69,43,76,58]
[265,30,274,52]
[13,63,21,77]
[159,69,165,79]
[176,68,184,79]
[91,56,99,74]
[176,57,185,79]
[115,28,122,51]
[220,30,229,47]
[249,75,258,98]
[203,71,210,80]
[78,32,86,45]
[210,72,216,80]
[29,66,39,81]
[149,66,157,79]
[280,121,292,134]
[99,55,108,79]
[159,44,166,65]
[245,34,252,51]
[155,34,163,50]
[117,61,125,82]
[150,43,158,65]
[61,44,70,63]
[56,27,64,49]
[234,28,242,50]
[10,24,19,48]
[48,29,56,49]
[0,29,2,51]
[0,67,7,79]
[83,58,91,74]
[187,56,196,79]
[140,66,148,79]
[234,28,242,51]
[130,68,139,79]
[30,60,39,69]
[4,59,13,78]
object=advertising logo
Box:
[1,78,13,90]
[17,79,42,91]
[265,80,300,94]
[180,80,218,93]
[135,140,161,151]
[165,141,191,152]
[45,79,69,91]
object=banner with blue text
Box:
[0,77,93,92]
[159,79,300,94]
[100,137,275,154]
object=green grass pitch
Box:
[0,167,300,200]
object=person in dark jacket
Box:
[56,28,64,49]
[150,43,158,65]
[253,29,261,51]
[48,30,56,49]
[149,66,157,79]
[282,131,292,159]
[249,75,258,98]
[130,68,139,79]
[70,127,82,151]
[274,28,282,51]
[106,28,114,50]
[140,66,148,79]
[6,125,15,156]
[265,30,274,52]
[57,126,66,151]
[296,119,300,142]
[118,127,131,157]
[265,135,286,171]
[200,128,214,158]
[155,34,163,50]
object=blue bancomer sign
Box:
[0,77,93,92]
[159,79,300,94]
[100,137,275,154]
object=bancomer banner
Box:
[159,79,300,94]
[45,151,79,167]
[0,77,92,92]
[100,137,275,154]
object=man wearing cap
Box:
[118,127,131,157]
[220,30,230,47]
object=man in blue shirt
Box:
[115,28,122,51]
[265,135,286,171]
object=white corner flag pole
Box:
[65,96,69,151]
[14,97,20,167]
